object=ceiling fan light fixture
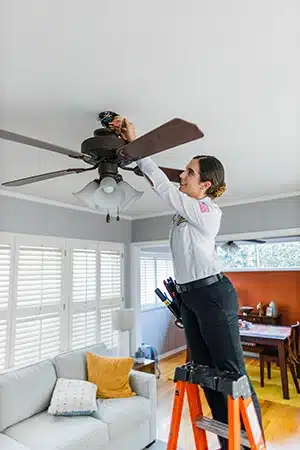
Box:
[72,180,99,210]
[118,180,144,211]
[99,176,117,194]
[93,180,125,210]
[221,241,240,254]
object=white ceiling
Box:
[1,0,299,219]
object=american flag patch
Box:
[199,202,209,213]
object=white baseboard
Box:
[158,347,258,362]
[158,345,187,361]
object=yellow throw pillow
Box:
[86,352,136,399]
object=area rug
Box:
[246,364,300,408]
[168,364,300,408]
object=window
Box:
[70,247,97,350]
[0,240,11,371]
[0,233,124,372]
[99,245,123,350]
[12,242,63,368]
[217,239,300,271]
[140,253,174,310]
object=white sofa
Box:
[0,344,157,450]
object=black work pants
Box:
[180,275,263,449]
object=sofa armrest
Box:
[129,370,157,442]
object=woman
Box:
[111,117,263,449]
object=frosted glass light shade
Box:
[72,180,98,209]
[73,178,143,212]
[118,180,143,211]
[93,183,125,210]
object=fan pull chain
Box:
[116,207,120,221]
[106,211,110,223]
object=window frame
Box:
[140,251,174,311]
[0,232,124,372]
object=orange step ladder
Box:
[167,363,266,450]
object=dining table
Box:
[240,323,291,399]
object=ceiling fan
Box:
[221,239,266,254]
[0,111,203,221]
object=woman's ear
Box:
[201,181,212,191]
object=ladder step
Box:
[195,416,250,448]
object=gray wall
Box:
[140,307,186,356]
[0,195,131,243]
[0,195,132,305]
[132,195,300,242]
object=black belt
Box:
[175,273,223,294]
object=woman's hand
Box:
[109,116,136,142]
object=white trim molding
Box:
[0,188,133,221]
[2,187,299,222]
[130,191,300,220]
[216,227,300,242]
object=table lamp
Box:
[112,308,134,356]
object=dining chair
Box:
[259,321,300,393]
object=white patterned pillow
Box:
[48,378,97,416]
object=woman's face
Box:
[179,159,211,199]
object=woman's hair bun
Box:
[212,183,227,198]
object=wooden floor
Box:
[156,351,300,450]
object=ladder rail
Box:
[228,396,241,450]
[167,363,267,450]
[186,384,208,450]
[239,397,266,450]
[167,381,185,450]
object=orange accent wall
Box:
[225,271,300,326]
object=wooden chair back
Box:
[288,321,300,364]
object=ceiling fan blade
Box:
[0,129,87,160]
[2,168,91,187]
[119,118,204,160]
[159,166,182,183]
[245,239,266,244]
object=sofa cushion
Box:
[100,420,151,450]
[4,411,108,450]
[93,395,151,440]
[0,360,57,432]
[48,378,97,416]
[0,434,30,450]
[53,344,110,380]
[87,353,135,399]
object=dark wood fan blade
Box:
[243,239,266,244]
[2,168,90,187]
[159,166,182,183]
[0,129,86,160]
[119,118,203,160]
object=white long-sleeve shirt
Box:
[137,157,222,284]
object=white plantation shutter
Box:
[140,256,156,308]
[12,244,63,368]
[70,248,97,349]
[71,311,97,349]
[0,245,10,310]
[99,306,119,350]
[0,233,126,372]
[0,244,11,370]
[156,258,174,296]
[0,320,7,371]
[140,254,174,309]
[100,250,122,304]
[14,314,60,367]
[99,245,123,349]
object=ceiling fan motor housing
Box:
[81,128,125,160]
[98,162,120,182]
